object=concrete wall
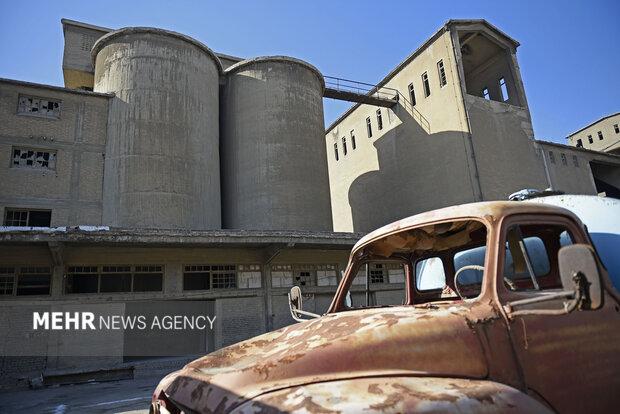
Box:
[464,95,548,199]
[93,28,222,230]
[326,30,477,232]
[61,20,110,90]
[221,57,332,231]
[0,80,109,226]
[567,113,620,154]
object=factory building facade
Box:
[325,20,620,232]
[566,112,620,155]
[1,18,619,387]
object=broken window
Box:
[614,124,619,134]
[238,265,262,289]
[316,264,338,286]
[498,77,509,101]
[598,131,604,140]
[376,109,383,130]
[482,87,490,100]
[576,139,583,148]
[437,60,447,87]
[350,130,356,150]
[17,95,61,118]
[271,265,293,287]
[294,265,314,287]
[366,117,372,138]
[4,209,51,227]
[12,147,57,170]
[67,265,163,294]
[342,137,348,156]
[211,265,237,289]
[548,151,555,164]
[16,266,51,296]
[588,135,593,144]
[422,72,431,97]
[334,143,339,161]
[408,83,416,106]
[0,267,16,295]
[573,155,579,167]
[561,153,567,166]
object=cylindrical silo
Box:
[221,56,333,231]
[92,28,222,229]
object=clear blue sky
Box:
[1,0,618,142]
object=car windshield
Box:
[340,220,488,309]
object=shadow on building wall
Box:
[348,106,477,233]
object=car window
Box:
[416,257,445,290]
[454,245,485,285]
[503,224,573,292]
[348,262,406,308]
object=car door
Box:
[497,214,620,413]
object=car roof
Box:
[352,201,577,253]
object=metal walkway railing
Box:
[323,76,399,108]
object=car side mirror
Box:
[559,244,602,310]
[288,286,320,322]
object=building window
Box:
[576,139,583,147]
[548,151,555,164]
[334,143,339,161]
[353,263,405,285]
[614,124,619,134]
[561,153,567,166]
[4,209,51,227]
[376,109,383,130]
[482,87,490,100]
[270,264,338,288]
[598,131,604,140]
[66,265,163,294]
[437,60,447,87]
[12,147,57,170]
[366,117,372,138]
[588,135,593,144]
[350,130,356,150]
[408,83,416,106]
[422,72,431,97]
[17,95,61,119]
[0,266,52,296]
[499,77,509,101]
[342,137,348,156]
[237,265,262,289]
[572,155,579,167]
[183,264,254,290]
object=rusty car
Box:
[151,199,620,413]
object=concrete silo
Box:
[221,57,333,231]
[92,28,222,229]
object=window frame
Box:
[597,131,604,140]
[498,77,509,102]
[350,130,356,150]
[16,94,61,120]
[65,265,164,294]
[0,266,52,297]
[376,109,383,131]
[482,87,490,100]
[408,83,416,106]
[366,117,373,138]
[414,256,446,292]
[437,59,447,87]
[422,72,431,97]
[3,208,52,227]
[496,214,586,300]
[576,139,583,148]
[588,135,593,144]
[11,147,58,171]
[334,142,339,161]
[342,136,348,156]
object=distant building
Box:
[567,112,620,155]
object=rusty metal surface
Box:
[236,376,554,413]
[158,302,492,412]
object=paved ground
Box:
[0,376,161,413]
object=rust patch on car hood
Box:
[159,303,490,412]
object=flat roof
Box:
[0,227,362,249]
[566,112,620,138]
[0,77,113,98]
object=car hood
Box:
[157,302,490,412]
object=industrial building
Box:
[1,18,619,387]
[566,112,620,155]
